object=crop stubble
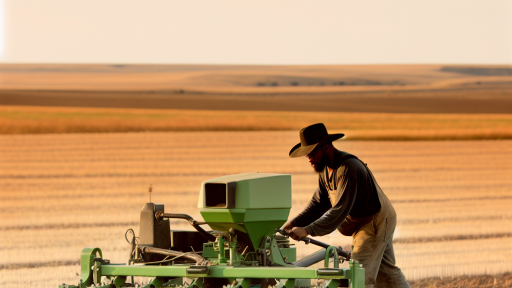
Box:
[1,105,512,140]
[0,132,511,287]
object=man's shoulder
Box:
[335,151,361,167]
[335,151,367,174]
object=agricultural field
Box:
[2,105,512,140]
[2,64,512,114]
[1,132,511,287]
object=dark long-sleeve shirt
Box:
[292,150,381,236]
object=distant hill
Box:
[0,64,511,113]
[440,66,512,76]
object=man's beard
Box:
[312,162,325,173]
[311,153,328,173]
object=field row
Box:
[1,132,511,285]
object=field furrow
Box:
[1,132,511,288]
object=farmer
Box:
[282,123,410,288]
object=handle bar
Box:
[275,228,351,260]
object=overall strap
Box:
[339,154,372,177]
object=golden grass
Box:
[1,132,511,287]
[1,105,512,140]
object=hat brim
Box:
[289,133,344,158]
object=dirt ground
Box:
[1,132,511,287]
[409,273,512,288]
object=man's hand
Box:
[289,227,308,241]
[281,219,295,234]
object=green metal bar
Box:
[324,246,339,268]
[113,276,126,287]
[100,264,351,280]
[233,278,251,288]
[80,247,103,287]
[218,237,227,263]
[143,277,166,288]
[269,236,291,267]
[348,259,365,288]
[326,279,341,288]
[101,265,188,277]
[284,279,295,288]
[208,266,321,279]
[186,278,204,288]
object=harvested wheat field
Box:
[1,132,511,288]
[2,105,512,141]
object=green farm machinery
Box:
[60,173,364,288]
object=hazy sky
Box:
[1,0,511,65]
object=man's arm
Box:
[303,173,358,237]
[281,184,331,232]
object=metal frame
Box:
[60,247,365,288]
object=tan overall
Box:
[349,171,411,288]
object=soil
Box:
[410,273,512,288]
[1,88,511,114]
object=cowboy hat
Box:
[289,123,344,158]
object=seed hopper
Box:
[60,173,364,288]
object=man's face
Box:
[305,148,327,173]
